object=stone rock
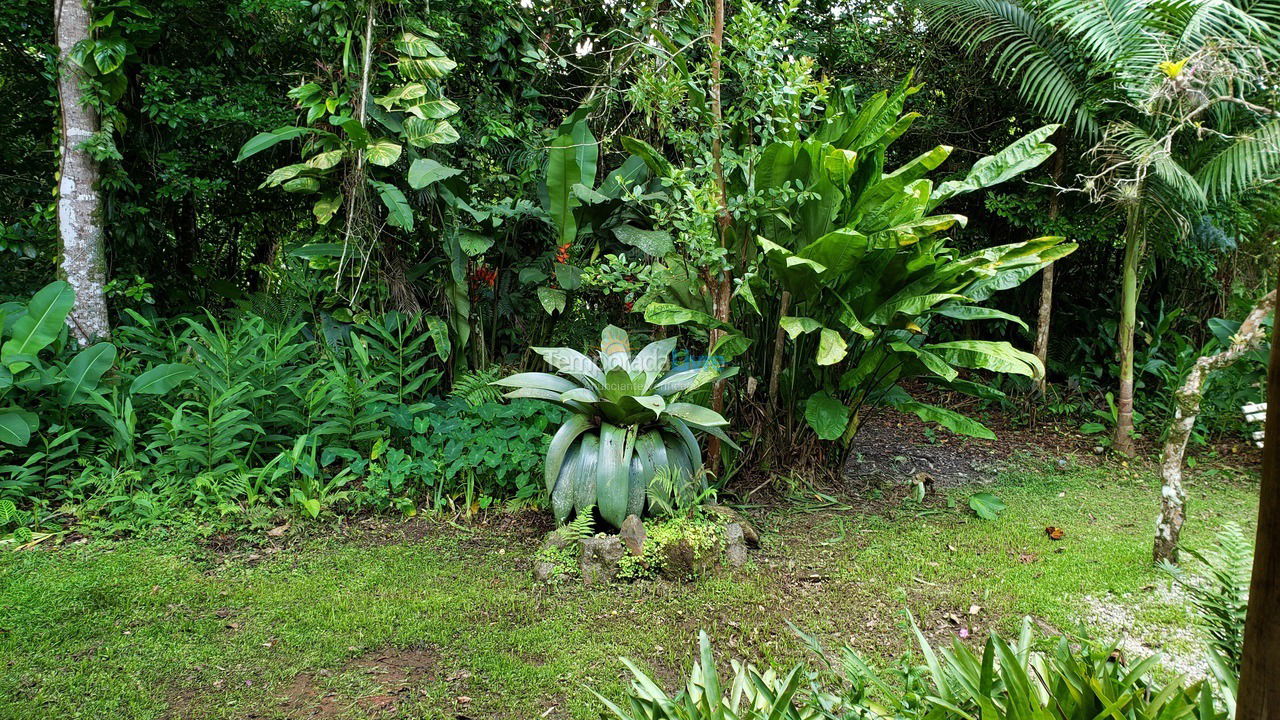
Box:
[658,538,717,579]
[532,531,574,583]
[704,505,760,545]
[619,515,646,556]
[579,536,625,586]
[532,559,557,583]
[725,523,748,568]
[541,530,573,551]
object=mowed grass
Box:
[0,455,1259,719]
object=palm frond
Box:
[1193,118,1280,200]
[923,0,1099,134]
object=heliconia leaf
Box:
[890,393,996,440]
[130,363,196,394]
[931,124,1060,207]
[546,415,594,496]
[867,293,965,324]
[934,305,1029,330]
[0,411,33,446]
[370,180,414,231]
[1,281,75,367]
[61,342,117,404]
[925,340,1044,378]
[889,341,958,382]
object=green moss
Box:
[535,543,580,584]
[618,516,725,580]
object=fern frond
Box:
[450,367,504,406]
[557,506,596,539]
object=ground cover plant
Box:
[0,460,1259,718]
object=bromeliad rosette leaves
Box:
[493,326,734,529]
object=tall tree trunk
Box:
[1113,205,1143,456]
[1153,290,1275,564]
[55,0,110,344]
[768,291,791,410]
[1237,272,1280,720]
[1033,151,1064,396]
[705,0,729,473]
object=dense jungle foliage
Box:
[2,0,1277,534]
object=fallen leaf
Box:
[968,604,982,615]
[1045,526,1066,540]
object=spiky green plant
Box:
[494,326,733,528]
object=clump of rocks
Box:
[532,509,758,585]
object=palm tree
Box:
[921,0,1280,454]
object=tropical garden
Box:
[3,0,1280,717]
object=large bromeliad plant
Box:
[494,326,732,528]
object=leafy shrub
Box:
[1162,522,1252,708]
[405,397,559,509]
[597,617,1227,719]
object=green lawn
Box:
[0,455,1258,719]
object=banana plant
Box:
[493,326,733,528]
[645,77,1077,444]
[0,281,193,448]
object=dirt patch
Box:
[259,646,441,719]
[844,412,1005,490]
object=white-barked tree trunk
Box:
[1154,290,1275,564]
[55,0,111,344]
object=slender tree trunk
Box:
[768,291,791,410]
[1154,290,1275,564]
[55,0,110,344]
[705,0,729,473]
[1033,151,1064,396]
[1114,205,1144,456]
[1237,271,1280,720]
